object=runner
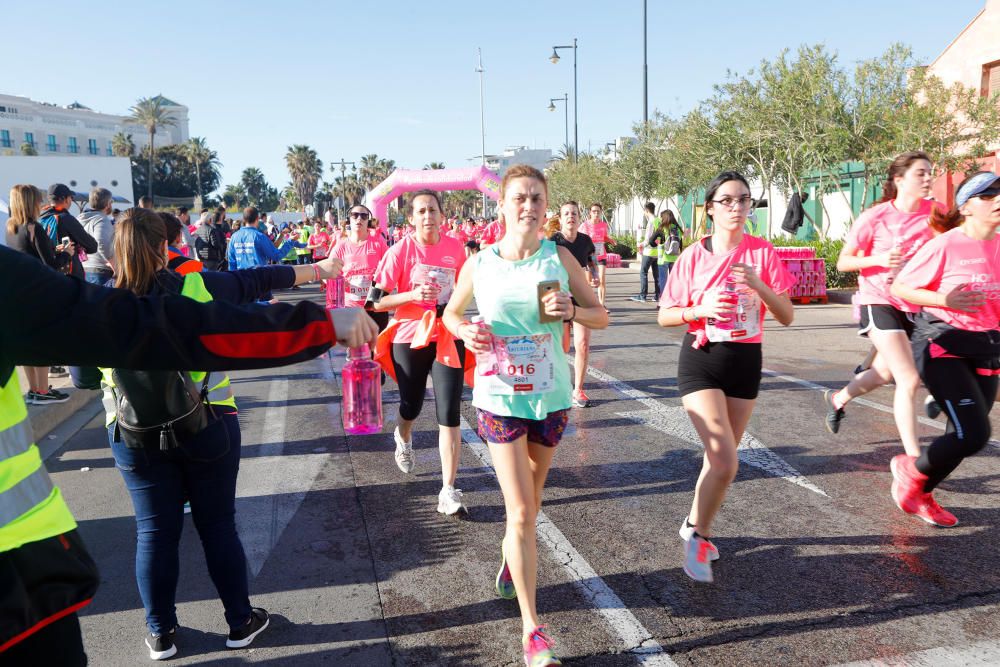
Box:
[480,215,506,247]
[821,152,939,459]
[657,171,795,583]
[443,165,607,666]
[888,171,1000,527]
[551,201,600,407]
[370,190,470,515]
[308,220,332,262]
[580,203,610,310]
[331,205,389,333]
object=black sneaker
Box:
[28,390,69,404]
[146,627,177,660]
[226,608,270,649]
[49,366,68,377]
[823,390,845,434]
[47,386,69,400]
[925,395,942,419]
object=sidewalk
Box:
[18,367,102,441]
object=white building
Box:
[480,146,553,175]
[0,93,189,158]
[0,155,135,212]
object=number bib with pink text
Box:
[705,288,761,342]
[483,334,555,395]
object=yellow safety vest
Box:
[100,272,236,425]
[0,373,77,553]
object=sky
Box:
[4,0,988,193]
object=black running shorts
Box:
[858,304,914,338]
[677,333,763,399]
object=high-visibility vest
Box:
[167,249,204,275]
[99,272,236,425]
[0,373,77,554]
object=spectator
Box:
[175,206,197,256]
[4,184,71,404]
[295,219,313,264]
[80,187,116,285]
[39,183,97,281]
[631,201,659,302]
[138,196,154,209]
[226,207,303,300]
[194,210,227,271]
[162,212,204,275]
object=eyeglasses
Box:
[710,196,756,209]
[349,211,371,220]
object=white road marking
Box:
[461,419,678,666]
[575,359,828,496]
[835,639,1000,666]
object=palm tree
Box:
[359,154,383,192]
[240,167,268,206]
[111,132,135,157]
[331,171,365,208]
[223,183,248,209]
[182,137,219,202]
[285,145,323,212]
[423,161,446,170]
[128,96,177,202]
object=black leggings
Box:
[391,341,466,427]
[916,356,997,491]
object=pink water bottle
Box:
[470,315,498,376]
[712,279,740,331]
[330,276,345,309]
[341,344,382,435]
[423,270,441,308]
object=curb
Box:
[17,367,102,441]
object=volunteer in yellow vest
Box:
[631,201,660,302]
[163,212,204,276]
[0,238,377,665]
[101,208,345,661]
[295,220,313,264]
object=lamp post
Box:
[549,38,578,162]
[334,159,356,221]
[476,48,488,218]
[548,93,569,157]
[642,0,648,131]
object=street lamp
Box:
[549,94,569,157]
[549,38,578,162]
[334,158,356,221]
[476,48,488,218]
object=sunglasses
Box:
[349,211,371,220]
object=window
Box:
[47,134,57,152]
[87,138,98,155]
[0,130,10,148]
[68,136,78,154]
[106,140,113,156]
[24,131,34,147]
[982,59,1000,99]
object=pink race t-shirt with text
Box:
[373,234,466,343]
[659,234,797,344]
[846,199,940,312]
[480,220,505,245]
[330,235,388,308]
[895,227,1000,332]
[310,230,331,259]
[579,220,609,258]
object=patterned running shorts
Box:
[476,408,570,448]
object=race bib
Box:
[412,264,457,305]
[347,273,373,297]
[482,333,555,395]
[705,288,761,342]
[594,242,607,257]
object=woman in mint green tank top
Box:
[444,165,608,666]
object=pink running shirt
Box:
[895,227,1000,332]
[373,234,466,343]
[481,220,505,245]
[330,235,388,308]
[845,199,941,312]
[310,230,332,259]
[659,234,796,345]
[580,220,609,259]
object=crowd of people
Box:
[3,154,999,666]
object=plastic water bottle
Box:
[341,344,382,435]
[470,316,498,376]
[713,279,740,331]
[423,270,441,308]
[330,276,345,309]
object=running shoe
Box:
[523,626,561,666]
[890,454,928,515]
[823,390,845,434]
[629,295,645,303]
[571,391,590,408]
[437,486,467,516]
[911,492,959,527]
[226,608,270,649]
[146,627,178,660]
[924,395,942,419]
[683,533,714,583]
[27,390,69,404]
[678,517,718,561]
[393,427,414,473]
[495,543,517,599]
[47,386,69,399]
[49,365,68,377]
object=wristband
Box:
[563,303,577,323]
[311,264,321,282]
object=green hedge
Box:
[608,233,637,259]
[774,237,856,289]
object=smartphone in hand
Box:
[537,279,562,323]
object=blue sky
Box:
[5,0,986,192]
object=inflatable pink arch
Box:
[367,165,501,234]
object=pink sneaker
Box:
[912,492,959,527]
[890,454,927,514]
[523,626,561,666]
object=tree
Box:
[547,154,628,229]
[280,184,301,211]
[130,144,222,201]
[285,145,322,212]
[182,137,220,202]
[331,170,365,208]
[223,184,248,209]
[423,162,446,170]
[128,95,177,202]
[111,132,135,157]
[19,142,37,156]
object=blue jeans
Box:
[109,412,250,634]
[657,263,672,299]
[639,254,659,299]
[85,269,113,286]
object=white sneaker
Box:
[437,486,467,515]
[678,517,719,561]
[394,427,414,473]
[683,534,714,583]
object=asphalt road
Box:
[47,272,1000,666]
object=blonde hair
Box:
[6,184,43,236]
[114,207,168,295]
